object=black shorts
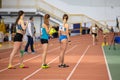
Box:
[92,33,97,37]
[40,39,48,44]
[14,33,23,42]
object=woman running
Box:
[8,10,28,69]
[102,25,110,46]
[40,14,50,69]
[90,24,98,45]
[58,14,70,68]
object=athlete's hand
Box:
[24,21,28,26]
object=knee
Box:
[10,52,15,57]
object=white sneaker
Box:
[24,52,28,54]
[31,52,35,54]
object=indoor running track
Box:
[0,34,110,80]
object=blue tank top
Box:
[41,27,49,40]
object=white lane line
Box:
[102,47,112,80]
[66,45,90,80]
[23,45,77,80]
[0,44,53,61]
[0,55,19,61]
[0,46,59,73]
[0,48,42,61]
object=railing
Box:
[34,0,66,23]
[38,0,106,28]
[69,14,106,28]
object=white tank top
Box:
[92,26,97,33]
[59,25,66,31]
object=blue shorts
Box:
[59,35,67,42]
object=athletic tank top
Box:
[41,27,49,40]
[92,26,97,33]
[17,24,23,31]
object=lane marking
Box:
[0,46,59,73]
[23,45,77,80]
[0,44,53,61]
[102,47,112,80]
[0,47,42,61]
[66,45,90,80]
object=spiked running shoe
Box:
[41,64,49,69]
[58,64,69,68]
[8,65,16,69]
[19,64,29,68]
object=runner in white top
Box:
[90,24,99,45]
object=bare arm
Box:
[58,30,61,37]
[43,24,50,34]
[65,24,70,41]
[21,20,27,30]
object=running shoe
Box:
[19,64,29,68]
[24,51,28,54]
[8,65,16,69]
[58,64,69,68]
[41,64,49,69]
[31,51,35,54]
[102,42,105,46]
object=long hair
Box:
[15,10,24,25]
[44,14,50,25]
[63,14,68,21]
[95,24,98,27]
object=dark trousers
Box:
[24,36,34,52]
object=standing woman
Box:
[8,10,28,69]
[90,24,98,45]
[58,14,70,68]
[40,14,50,69]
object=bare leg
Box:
[8,42,21,67]
[19,42,24,65]
[92,35,95,45]
[42,43,48,65]
[103,34,107,44]
[95,36,97,45]
[59,39,67,65]
[18,42,29,68]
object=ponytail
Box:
[15,10,24,25]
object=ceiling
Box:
[61,0,120,7]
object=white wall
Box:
[2,0,120,27]
[45,0,120,27]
